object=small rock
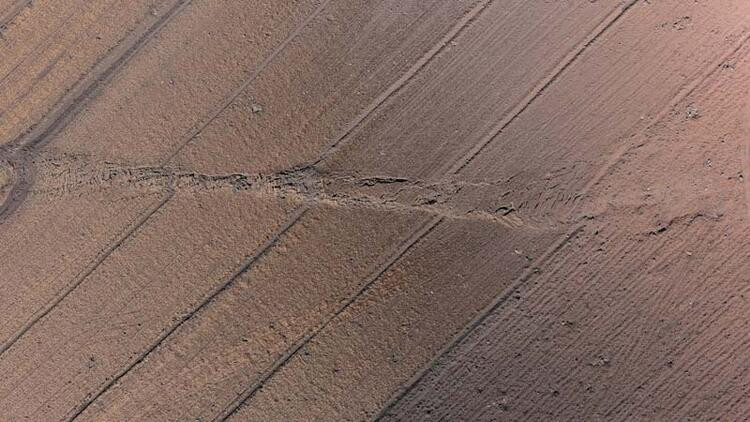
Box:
[672,16,691,31]
[686,105,700,120]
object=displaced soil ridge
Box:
[30,156,530,228]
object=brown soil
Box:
[1,0,749,421]
[0,164,10,201]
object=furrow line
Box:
[0,190,174,358]
[9,0,192,153]
[161,0,332,164]
[0,0,193,362]
[312,0,494,165]
[447,0,639,175]
[373,224,585,420]
[68,206,310,421]
[575,29,750,210]
[0,0,30,30]
[217,215,445,421]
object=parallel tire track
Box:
[0,0,193,356]
[217,215,444,422]
[374,12,750,421]
[61,1,496,419]
[160,0,333,164]
[373,224,585,420]
[211,1,502,417]
[447,0,639,175]
[358,1,642,418]
[0,155,29,225]
[0,0,31,31]
[0,191,174,357]
[67,207,309,421]
[312,0,493,166]
[213,0,625,417]
[65,1,336,417]
[0,9,76,89]
[0,0,193,220]
[7,0,192,153]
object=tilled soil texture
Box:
[0,1,749,421]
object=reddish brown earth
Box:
[1,1,749,421]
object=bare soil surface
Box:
[1,1,749,421]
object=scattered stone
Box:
[591,355,611,368]
[672,16,691,31]
[686,105,700,120]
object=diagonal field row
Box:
[382,33,750,421]
[0,0,179,147]
[323,0,750,223]
[237,2,750,419]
